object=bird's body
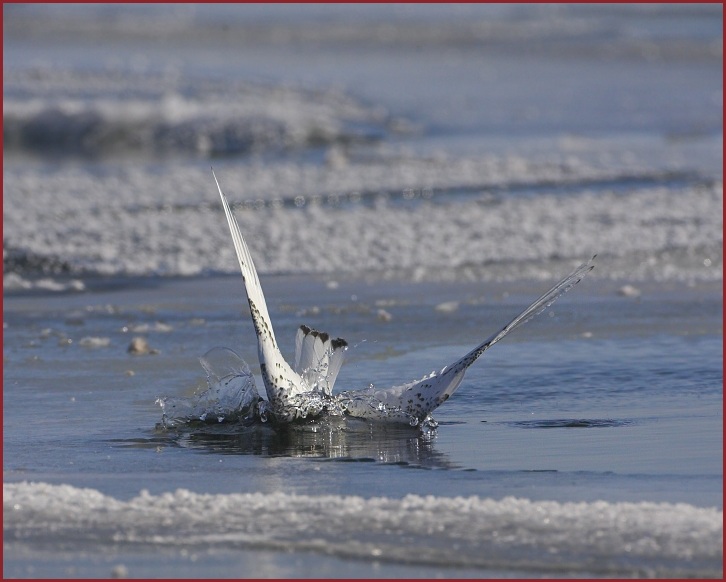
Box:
[213,171,594,426]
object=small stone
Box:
[618,284,641,298]
[79,336,111,348]
[110,564,128,578]
[435,301,459,313]
[376,309,393,322]
[127,337,156,355]
[127,322,173,333]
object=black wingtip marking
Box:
[300,325,346,349]
[331,338,348,349]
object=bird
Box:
[212,170,595,427]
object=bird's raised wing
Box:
[213,170,278,348]
[342,257,596,424]
[212,171,308,410]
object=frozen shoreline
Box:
[4,160,722,287]
[4,481,722,578]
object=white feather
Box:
[295,324,348,396]
[212,171,308,413]
[342,257,596,423]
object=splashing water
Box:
[156,347,261,428]
[156,348,438,431]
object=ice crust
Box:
[4,481,722,577]
[3,161,722,286]
[4,65,722,289]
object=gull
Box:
[212,171,594,427]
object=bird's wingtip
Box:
[211,168,224,199]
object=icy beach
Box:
[3,3,723,578]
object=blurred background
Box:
[3,3,723,287]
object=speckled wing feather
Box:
[213,170,277,348]
[343,257,596,423]
[213,171,308,411]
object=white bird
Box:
[212,171,594,427]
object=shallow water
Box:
[3,275,723,577]
[3,3,723,579]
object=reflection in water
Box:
[180,418,456,468]
[118,417,457,469]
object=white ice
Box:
[4,481,722,577]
